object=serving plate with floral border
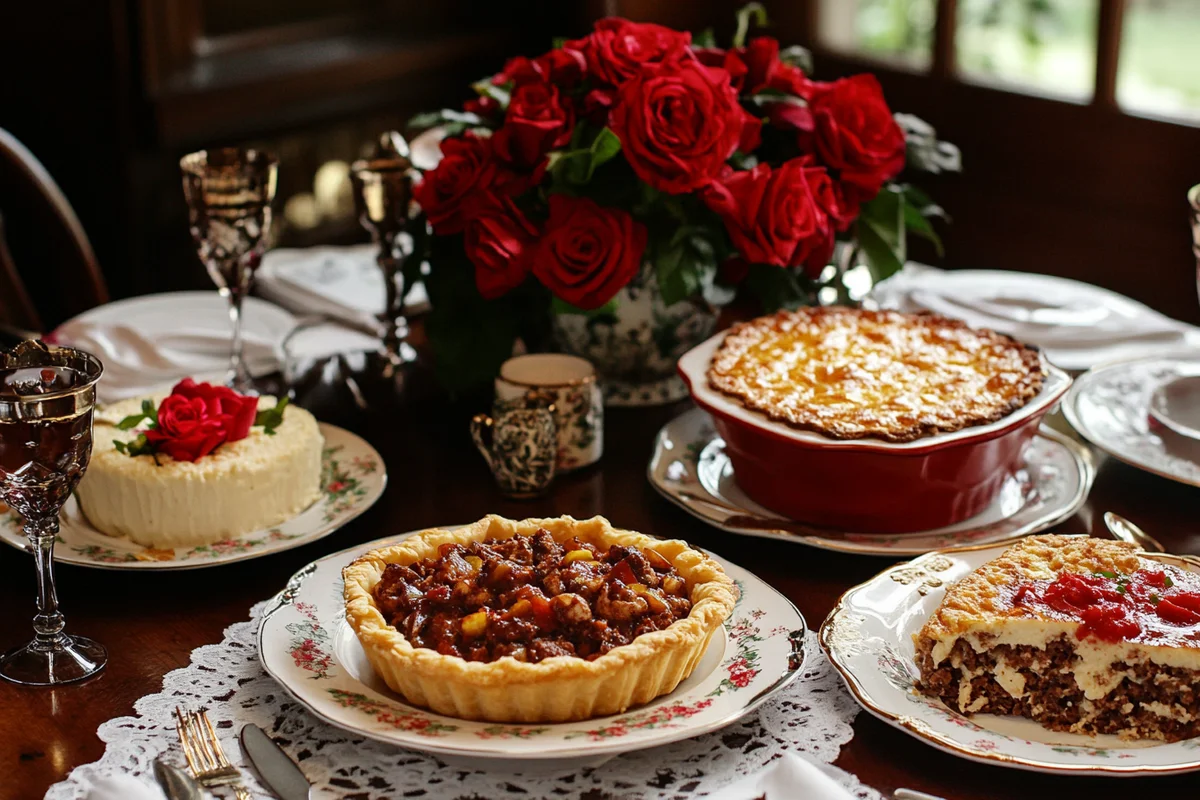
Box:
[0,424,385,570]
[257,528,806,763]
[648,408,1093,556]
[819,540,1200,776]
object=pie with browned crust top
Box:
[343,515,736,723]
[707,307,1046,443]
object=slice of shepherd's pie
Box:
[914,535,1200,742]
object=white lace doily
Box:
[48,602,880,799]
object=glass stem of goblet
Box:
[377,250,405,366]
[224,286,251,393]
[25,516,66,649]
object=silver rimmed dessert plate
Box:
[1064,354,1200,488]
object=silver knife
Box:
[153,759,203,800]
[240,723,312,800]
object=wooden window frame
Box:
[769,0,1200,323]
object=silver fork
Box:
[174,706,252,800]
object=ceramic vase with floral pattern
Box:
[551,264,720,406]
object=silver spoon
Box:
[1104,512,1200,570]
[1104,511,1167,552]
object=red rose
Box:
[611,59,750,194]
[412,133,499,235]
[803,159,856,232]
[740,37,811,98]
[492,81,574,169]
[694,47,749,92]
[143,379,259,463]
[807,75,906,206]
[413,133,541,235]
[463,94,501,119]
[493,48,586,89]
[171,378,258,440]
[702,159,834,277]
[531,194,647,310]
[145,395,227,462]
[767,101,814,134]
[567,18,691,87]
[463,193,538,299]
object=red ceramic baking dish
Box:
[677,330,1072,534]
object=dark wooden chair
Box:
[0,127,108,334]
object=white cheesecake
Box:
[76,395,323,549]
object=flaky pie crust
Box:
[708,307,1046,442]
[343,515,737,722]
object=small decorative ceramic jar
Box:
[495,354,603,471]
[470,408,558,499]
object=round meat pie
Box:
[343,515,737,722]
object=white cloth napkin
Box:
[81,773,166,800]
[871,265,1200,371]
[707,752,858,800]
[256,244,430,332]
[53,320,279,404]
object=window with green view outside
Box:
[818,0,1200,124]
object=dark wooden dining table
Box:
[2,336,1199,800]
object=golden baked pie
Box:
[914,535,1200,742]
[708,307,1046,442]
[343,515,736,722]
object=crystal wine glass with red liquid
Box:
[0,340,105,685]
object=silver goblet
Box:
[181,147,278,394]
[0,340,105,685]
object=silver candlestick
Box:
[349,131,420,372]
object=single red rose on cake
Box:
[807,74,906,208]
[172,379,258,440]
[530,194,647,310]
[143,379,258,463]
[492,81,574,170]
[566,18,691,87]
[703,159,834,276]
[463,193,539,299]
[611,58,751,194]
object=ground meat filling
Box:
[371,529,692,663]
[915,636,1200,742]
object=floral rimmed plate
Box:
[819,541,1200,776]
[0,424,385,570]
[648,408,1094,556]
[257,529,806,765]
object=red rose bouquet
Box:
[412,5,959,392]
